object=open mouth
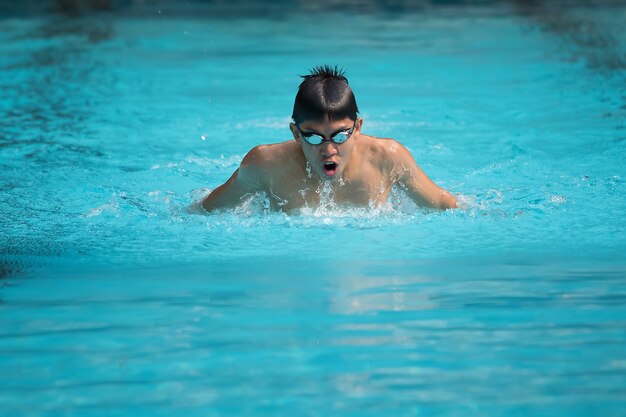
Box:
[323,161,338,176]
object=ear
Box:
[289,122,301,143]
[355,117,363,135]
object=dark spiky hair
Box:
[291,65,359,125]
[303,65,347,82]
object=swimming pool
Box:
[1,1,625,415]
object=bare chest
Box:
[265,172,392,212]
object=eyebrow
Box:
[300,126,351,136]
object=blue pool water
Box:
[1,1,625,415]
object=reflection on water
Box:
[514,0,626,73]
[1,258,625,415]
[1,17,112,144]
[0,0,623,17]
[56,0,112,15]
[0,15,113,269]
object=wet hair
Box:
[291,65,359,125]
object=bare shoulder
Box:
[242,140,299,168]
[238,140,301,187]
[357,135,413,169]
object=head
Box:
[289,65,362,180]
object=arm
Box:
[196,146,266,213]
[392,141,457,209]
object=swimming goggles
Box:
[296,121,356,145]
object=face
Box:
[290,116,362,181]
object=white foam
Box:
[81,195,120,218]
[550,195,567,204]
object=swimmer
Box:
[197,65,457,212]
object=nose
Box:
[319,141,338,157]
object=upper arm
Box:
[199,146,267,212]
[391,141,457,210]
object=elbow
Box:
[187,197,210,215]
[446,195,458,209]
[192,186,225,214]
[444,199,458,210]
[198,188,222,213]
[437,191,458,210]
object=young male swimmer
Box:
[199,65,457,212]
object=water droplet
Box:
[550,195,567,204]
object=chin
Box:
[319,167,339,180]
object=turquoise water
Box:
[1,2,626,416]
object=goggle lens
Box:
[332,132,350,143]
[301,130,351,145]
